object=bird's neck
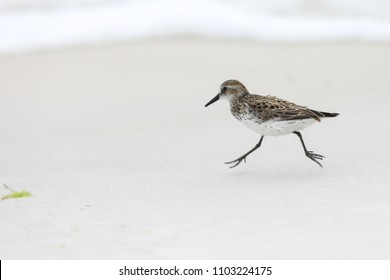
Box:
[229,92,249,104]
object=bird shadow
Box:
[225,166,323,187]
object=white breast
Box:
[239,118,316,136]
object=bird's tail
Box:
[311,110,339,118]
[320,111,339,118]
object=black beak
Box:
[205,94,220,107]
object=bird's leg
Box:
[293,131,324,168]
[225,136,264,168]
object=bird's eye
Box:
[222,86,227,92]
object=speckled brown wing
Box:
[247,95,324,122]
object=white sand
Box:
[1,38,390,259]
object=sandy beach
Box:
[1,38,390,259]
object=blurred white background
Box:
[2,0,390,54]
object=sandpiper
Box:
[205,79,339,168]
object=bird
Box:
[205,79,339,168]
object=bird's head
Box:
[205,80,249,107]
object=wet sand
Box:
[1,38,390,259]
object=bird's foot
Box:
[224,156,247,168]
[306,151,325,168]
